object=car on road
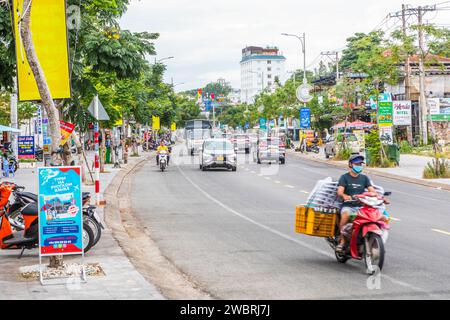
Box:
[187,129,211,156]
[199,139,237,171]
[253,136,285,164]
[231,134,251,154]
[324,133,361,158]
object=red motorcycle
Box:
[326,192,391,274]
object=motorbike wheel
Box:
[363,233,385,273]
[84,216,102,247]
[335,251,349,264]
[82,222,95,253]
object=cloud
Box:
[120,0,450,92]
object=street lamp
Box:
[155,56,174,64]
[282,33,306,84]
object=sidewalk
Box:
[288,146,450,189]
[0,150,164,300]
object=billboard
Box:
[38,167,83,256]
[18,136,35,159]
[300,108,311,129]
[13,0,71,101]
[393,101,412,126]
[378,101,393,127]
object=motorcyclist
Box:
[336,154,377,253]
[156,140,170,166]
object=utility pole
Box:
[402,4,413,144]
[389,4,437,144]
[320,51,340,82]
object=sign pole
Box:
[94,95,100,206]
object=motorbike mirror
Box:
[383,192,392,196]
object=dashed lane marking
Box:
[285,185,295,189]
[432,229,450,236]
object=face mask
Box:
[352,165,363,174]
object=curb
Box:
[288,151,450,191]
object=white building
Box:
[240,46,286,104]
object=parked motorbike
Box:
[325,191,391,274]
[0,183,98,257]
[159,150,168,172]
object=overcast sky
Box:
[120,0,450,92]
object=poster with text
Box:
[38,167,83,256]
[393,101,412,126]
[18,136,35,159]
[300,108,311,129]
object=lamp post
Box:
[154,56,174,64]
[282,33,306,84]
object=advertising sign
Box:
[300,108,311,129]
[60,121,75,146]
[152,116,161,130]
[259,118,267,130]
[379,126,393,144]
[393,100,412,126]
[427,98,440,115]
[13,0,71,101]
[378,101,393,127]
[353,130,365,150]
[37,105,43,134]
[426,98,450,121]
[42,119,51,153]
[18,136,35,159]
[38,167,83,256]
[171,122,177,131]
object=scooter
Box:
[159,150,168,172]
[326,192,391,274]
[0,183,97,257]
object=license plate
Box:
[216,156,224,161]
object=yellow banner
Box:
[13,0,71,101]
[152,116,160,130]
[171,122,177,131]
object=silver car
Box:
[199,139,237,171]
[324,133,362,158]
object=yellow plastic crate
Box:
[295,205,337,238]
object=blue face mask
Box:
[352,165,363,174]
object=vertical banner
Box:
[37,105,43,134]
[60,121,75,146]
[378,101,393,127]
[171,122,177,131]
[152,116,161,130]
[259,118,267,130]
[353,130,366,150]
[393,101,412,126]
[38,167,83,256]
[13,0,71,101]
[18,136,35,159]
[300,108,311,129]
[42,119,51,153]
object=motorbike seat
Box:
[17,192,38,202]
[21,203,38,216]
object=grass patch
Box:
[423,158,450,179]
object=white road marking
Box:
[432,229,450,236]
[390,217,401,222]
[274,181,281,184]
[300,190,310,194]
[175,161,433,297]
[251,171,256,174]
[285,185,295,189]
[265,177,271,180]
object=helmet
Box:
[348,154,365,164]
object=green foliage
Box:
[399,140,413,154]
[366,129,382,167]
[333,145,352,161]
[18,102,37,126]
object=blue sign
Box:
[244,122,250,130]
[300,108,311,129]
[259,118,267,130]
[18,136,35,159]
[38,167,83,256]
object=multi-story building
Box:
[240,46,286,104]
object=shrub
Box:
[333,143,352,161]
[423,158,450,179]
[399,140,413,154]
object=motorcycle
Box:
[326,191,391,274]
[159,150,168,172]
[0,183,98,257]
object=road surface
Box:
[130,144,450,299]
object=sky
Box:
[119,0,450,92]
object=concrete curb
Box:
[288,151,450,191]
[103,153,212,300]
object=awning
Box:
[0,125,21,133]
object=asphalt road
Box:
[130,144,450,299]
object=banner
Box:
[60,121,75,146]
[353,130,365,150]
[379,126,393,144]
[259,118,267,130]
[18,136,35,159]
[378,101,393,127]
[393,101,412,126]
[300,108,311,129]
[171,122,177,131]
[152,116,161,130]
[38,167,83,256]
[13,0,71,101]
